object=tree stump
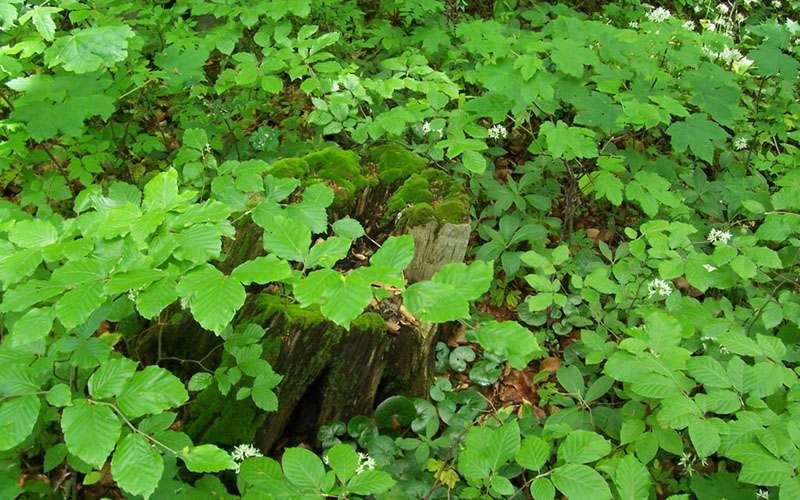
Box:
[154,146,472,452]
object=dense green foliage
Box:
[1,0,799,498]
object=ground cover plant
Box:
[0,0,799,498]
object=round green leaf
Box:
[61,399,120,467]
[0,395,40,451]
[111,433,164,499]
[282,447,326,492]
[179,444,236,472]
[375,395,416,427]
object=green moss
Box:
[386,174,434,217]
[371,144,428,186]
[302,147,371,210]
[401,203,436,226]
[351,312,387,333]
[270,157,309,178]
[254,293,326,329]
[434,196,470,224]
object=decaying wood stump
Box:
[155,145,472,452]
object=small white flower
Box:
[708,228,733,245]
[629,21,639,28]
[487,124,508,140]
[355,452,376,474]
[703,264,717,272]
[719,45,744,64]
[717,3,730,13]
[682,20,696,31]
[694,5,702,12]
[773,0,781,7]
[647,278,672,298]
[707,22,717,31]
[646,7,672,23]
[757,489,770,499]
[734,136,748,150]
[231,444,263,474]
[736,13,746,23]
[422,121,431,134]
[678,452,694,476]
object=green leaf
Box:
[262,215,311,262]
[282,447,326,492]
[111,433,164,500]
[431,261,493,301]
[552,464,611,500]
[89,357,138,399]
[45,25,135,73]
[530,477,556,500]
[614,455,650,500]
[516,436,550,471]
[0,248,43,287]
[179,444,236,472]
[348,470,396,495]
[461,149,486,174]
[31,7,58,41]
[539,121,598,160]
[306,237,352,269]
[666,113,728,163]
[730,255,757,279]
[371,235,414,270]
[556,365,585,396]
[403,281,468,322]
[116,366,189,418]
[375,396,416,427]
[319,273,373,329]
[54,281,104,329]
[550,39,599,77]
[187,373,212,392]
[687,356,730,389]
[143,169,180,212]
[46,384,71,407]
[467,321,544,370]
[136,278,178,319]
[8,219,57,248]
[61,399,121,467]
[10,307,54,346]
[738,456,793,486]
[0,395,40,451]
[332,218,365,239]
[232,255,291,285]
[327,443,358,483]
[557,430,611,464]
[176,264,246,334]
[174,225,222,263]
[688,418,720,458]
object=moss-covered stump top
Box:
[386,167,470,227]
[370,144,428,186]
[268,147,376,210]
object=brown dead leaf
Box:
[539,357,562,377]
[385,320,401,334]
[398,304,419,325]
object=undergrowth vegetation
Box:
[1,0,799,498]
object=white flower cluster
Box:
[708,228,733,245]
[421,121,443,136]
[647,278,672,298]
[733,136,748,150]
[487,124,508,140]
[629,21,639,29]
[231,444,263,474]
[646,7,671,23]
[682,20,696,31]
[355,452,376,474]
